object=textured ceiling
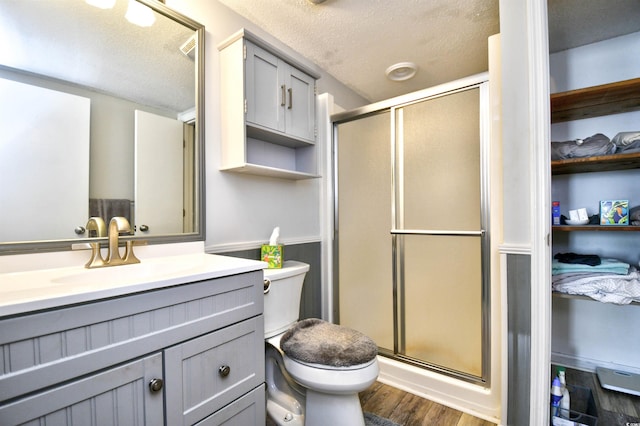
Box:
[220,0,640,103]
[2,1,639,109]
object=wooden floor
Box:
[359,381,496,426]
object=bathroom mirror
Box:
[0,0,205,254]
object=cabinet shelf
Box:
[220,163,319,180]
[550,77,640,123]
[551,152,640,175]
[246,123,314,148]
[553,225,640,232]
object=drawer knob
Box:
[219,365,231,377]
[149,378,164,392]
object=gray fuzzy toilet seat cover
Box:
[280,318,378,367]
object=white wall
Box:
[549,31,640,373]
[166,0,367,252]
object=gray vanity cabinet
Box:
[218,29,320,180]
[0,353,165,425]
[0,271,265,425]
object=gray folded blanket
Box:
[281,318,378,367]
[551,133,615,160]
[631,205,640,226]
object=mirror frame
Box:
[1,0,205,255]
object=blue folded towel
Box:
[552,258,630,275]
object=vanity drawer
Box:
[164,316,265,426]
[0,271,263,402]
[195,384,266,426]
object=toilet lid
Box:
[280,318,378,367]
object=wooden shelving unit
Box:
[551,152,640,175]
[553,225,640,232]
[550,78,640,176]
[550,77,640,123]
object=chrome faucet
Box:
[106,217,139,266]
[85,217,107,268]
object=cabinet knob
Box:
[149,378,164,392]
[219,365,231,377]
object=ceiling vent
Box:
[180,35,197,60]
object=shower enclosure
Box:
[333,76,490,384]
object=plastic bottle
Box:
[557,368,571,418]
[550,375,563,418]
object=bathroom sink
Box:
[0,253,266,317]
[51,257,203,286]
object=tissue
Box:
[269,227,280,246]
[262,227,283,269]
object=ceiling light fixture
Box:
[307,0,327,4]
[125,0,156,27]
[85,0,116,9]
[385,62,418,82]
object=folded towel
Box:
[552,258,630,275]
[89,198,132,225]
[553,267,640,304]
[554,252,601,266]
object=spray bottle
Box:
[550,375,563,418]
[557,367,570,418]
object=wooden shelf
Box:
[553,225,640,232]
[551,152,640,175]
[550,77,640,123]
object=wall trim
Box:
[205,236,321,254]
[498,244,532,255]
[526,0,552,424]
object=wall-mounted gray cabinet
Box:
[0,272,265,425]
[219,29,320,180]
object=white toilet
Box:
[263,261,379,426]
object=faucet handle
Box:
[86,217,107,237]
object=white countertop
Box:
[0,253,266,317]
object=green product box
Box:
[600,199,629,225]
[261,244,283,268]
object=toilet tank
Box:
[263,261,310,338]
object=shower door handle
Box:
[390,229,485,236]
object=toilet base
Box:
[304,389,365,426]
[266,399,304,426]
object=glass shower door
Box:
[336,111,394,351]
[335,82,489,384]
[394,87,487,380]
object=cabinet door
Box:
[245,41,285,133]
[164,316,265,425]
[0,354,164,425]
[285,66,316,142]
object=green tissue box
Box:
[261,244,283,269]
